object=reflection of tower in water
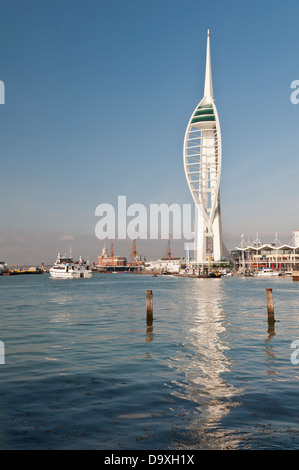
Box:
[170,279,244,449]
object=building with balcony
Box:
[234,231,299,272]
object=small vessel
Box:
[222,269,233,276]
[10,267,43,275]
[49,253,92,279]
[25,267,43,274]
[0,261,8,275]
[256,268,280,277]
[0,261,9,275]
[207,271,222,278]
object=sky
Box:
[0,0,299,265]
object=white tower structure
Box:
[183,30,222,264]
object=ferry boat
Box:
[49,253,92,279]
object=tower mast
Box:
[203,30,213,102]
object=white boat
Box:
[0,261,8,275]
[49,253,92,279]
[222,269,233,276]
[256,268,280,277]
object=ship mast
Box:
[133,238,137,266]
[168,236,172,262]
[130,237,139,266]
[111,240,114,267]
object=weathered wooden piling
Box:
[146,289,153,322]
[266,288,275,324]
[146,290,154,342]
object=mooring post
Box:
[266,288,275,324]
[146,289,153,321]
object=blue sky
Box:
[0,0,299,265]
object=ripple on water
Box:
[1,274,299,449]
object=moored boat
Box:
[256,268,280,277]
[0,261,9,275]
[10,267,43,275]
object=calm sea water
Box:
[1,272,299,450]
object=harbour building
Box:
[234,231,299,272]
[96,244,126,271]
[96,241,143,272]
[184,30,222,266]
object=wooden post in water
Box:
[266,288,275,324]
[146,289,153,323]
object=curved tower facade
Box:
[183,30,222,264]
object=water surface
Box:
[1,273,299,449]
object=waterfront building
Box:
[144,260,163,272]
[96,242,144,271]
[234,231,299,272]
[184,30,222,265]
[97,244,126,270]
[144,257,184,274]
[143,238,186,273]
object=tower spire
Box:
[203,29,214,103]
[183,30,223,265]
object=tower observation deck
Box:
[183,30,223,264]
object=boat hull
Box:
[256,269,280,277]
[49,268,92,279]
[72,270,92,279]
[49,270,74,279]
